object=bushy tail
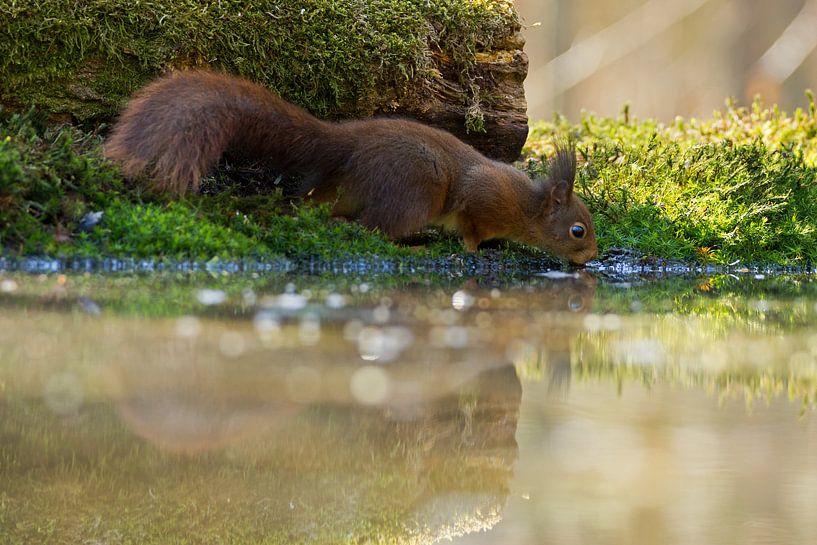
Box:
[104,70,328,195]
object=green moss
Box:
[0,0,518,121]
[0,109,123,254]
[192,194,409,259]
[526,94,817,265]
[0,109,411,259]
[88,199,273,258]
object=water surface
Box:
[1,271,816,544]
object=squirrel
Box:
[104,70,598,264]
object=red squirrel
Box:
[104,70,598,264]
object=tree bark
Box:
[426,34,529,162]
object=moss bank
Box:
[0,0,518,122]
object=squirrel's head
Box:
[522,147,597,265]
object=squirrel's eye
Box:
[570,223,586,239]
[567,295,585,312]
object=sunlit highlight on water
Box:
[350,365,390,405]
[196,288,227,305]
[218,331,247,358]
[175,315,201,338]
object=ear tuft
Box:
[544,143,577,207]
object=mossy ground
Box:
[2,93,817,266]
[527,93,817,266]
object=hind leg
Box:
[345,155,447,239]
[358,201,434,240]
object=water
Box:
[2,270,817,544]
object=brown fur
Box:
[105,70,597,264]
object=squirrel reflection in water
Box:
[107,276,595,541]
[116,362,522,542]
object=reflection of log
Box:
[405,367,521,541]
[0,363,522,545]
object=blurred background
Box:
[516,0,817,121]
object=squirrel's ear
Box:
[541,144,576,212]
[549,177,574,207]
[543,145,577,209]
[537,178,572,215]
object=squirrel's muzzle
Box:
[570,247,598,266]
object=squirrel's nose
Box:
[570,247,598,266]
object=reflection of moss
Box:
[511,274,817,410]
[590,274,817,332]
[1,0,519,121]
[5,270,817,323]
[0,268,588,320]
[566,326,817,414]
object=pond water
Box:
[2,270,817,544]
